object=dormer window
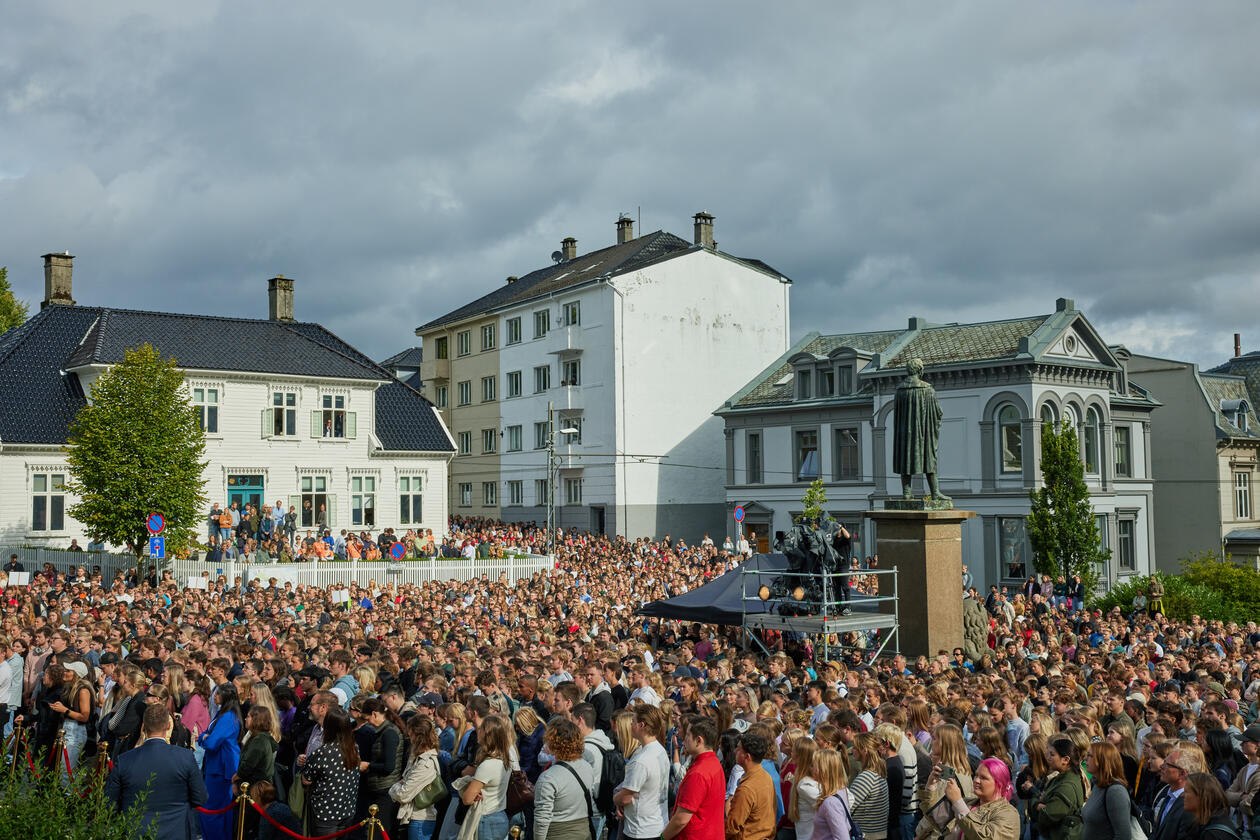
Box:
[1221,399,1250,433]
[837,366,853,395]
[817,368,834,397]
[1239,402,1251,433]
[796,370,812,400]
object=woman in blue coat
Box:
[198,683,243,840]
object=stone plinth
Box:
[863,508,976,658]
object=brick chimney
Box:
[268,275,295,321]
[41,252,76,308]
[561,237,577,261]
[1236,333,1242,358]
[616,215,634,244]
[693,211,715,249]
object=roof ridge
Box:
[278,322,391,381]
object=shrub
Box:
[1180,551,1260,621]
[0,748,156,840]
[1088,571,1232,623]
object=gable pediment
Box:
[1040,316,1117,369]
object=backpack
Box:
[832,792,864,840]
[594,745,626,815]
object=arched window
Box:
[999,405,1022,473]
[1040,403,1057,428]
[1062,405,1078,434]
[1084,407,1102,474]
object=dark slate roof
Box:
[64,308,386,380]
[419,231,694,331]
[403,370,425,389]
[0,305,453,451]
[1199,373,1260,439]
[885,316,1049,367]
[381,347,424,368]
[732,330,902,408]
[1208,352,1260,410]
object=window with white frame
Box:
[535,479,549,504]
[534,310,550,339]
[457,431,472,454]
[459,483,472,506]
[482,428,497,453]
[506,371,522,398]
[481,323,496,351]
[399,476,423,525]
[999,405,1022,473]
[507,480,523,506]
[562,359,581,387]
[564,477,582,505]
[534,365,551,393]
[456,330,471,356]
[435,386,448,408]
[481,375,496,402]
[457,380,472,406]
[534,422,549,450]
[433,336,448,359]
[561,416,582,445]
[320,394,346,438]
[482,482,497,506]
[1117,516,1136,571]
[31,472,66,531]
[506,317,522,345]
[350,476,376,527]
[299,476,328,528]
[563,301,580,326]
[271,391,297,437]
[506,425,523,452]
[193,387,219,434]
[1237,472,1252,519]
[1000,517,1028,580]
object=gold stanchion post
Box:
[9,726,22,774]
[235,781,252,840]
[97,741,111,779]
[366,803,379,840]
[52,729,66,775]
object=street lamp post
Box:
[545,400,578,558]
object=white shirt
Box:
[619,740,669,837]
[0,660,12,709]
[795,777,823,840]
[629,686,661,707]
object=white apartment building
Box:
[418,213,791,540]
[0,254,454,547]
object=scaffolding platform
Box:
[743,609,898,636]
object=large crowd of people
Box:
[0,515,1258,840]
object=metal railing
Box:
[0,545,137,581]
[170,553,554,589]
[739,562,900,660]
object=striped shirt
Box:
[848,770,890,840]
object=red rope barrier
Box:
[196,800,239,815]
[62,747,73,779]
[25,750,37,776]
[249,801,364,840]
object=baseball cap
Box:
[99,652,120,665]
[1242,724,1260,744]
[417,692,442,708]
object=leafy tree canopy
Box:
[1027,422,1108,592]
[0,266,30,334]
[66,343,207,562]
[796,477,829,523]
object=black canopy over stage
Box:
[635,553,900,658]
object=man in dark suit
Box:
[105,704,208,840]
[1148,745,1200,840]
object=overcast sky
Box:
[2,2,1258,369]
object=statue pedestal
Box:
[863,508,976,658]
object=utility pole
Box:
[545,400,578,558]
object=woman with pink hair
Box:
[939,757,1020,840]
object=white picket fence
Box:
[0,545,138,581]
[169,554,554,589]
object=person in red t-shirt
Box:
[665,716,726,840]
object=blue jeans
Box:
[478,810,510,840]
[409,819,437,840]
[61,720,87,782]
[899,812,916,840]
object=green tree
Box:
[1027,422,1108,592]
[0,266,30,334]
[795,477,829,523]
[65,344,207,568]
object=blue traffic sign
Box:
[149,536,166,559]
[733,506,746,523]
[390,542,406,560]
[147,513,165,534]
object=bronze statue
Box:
[892,358,949,501]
